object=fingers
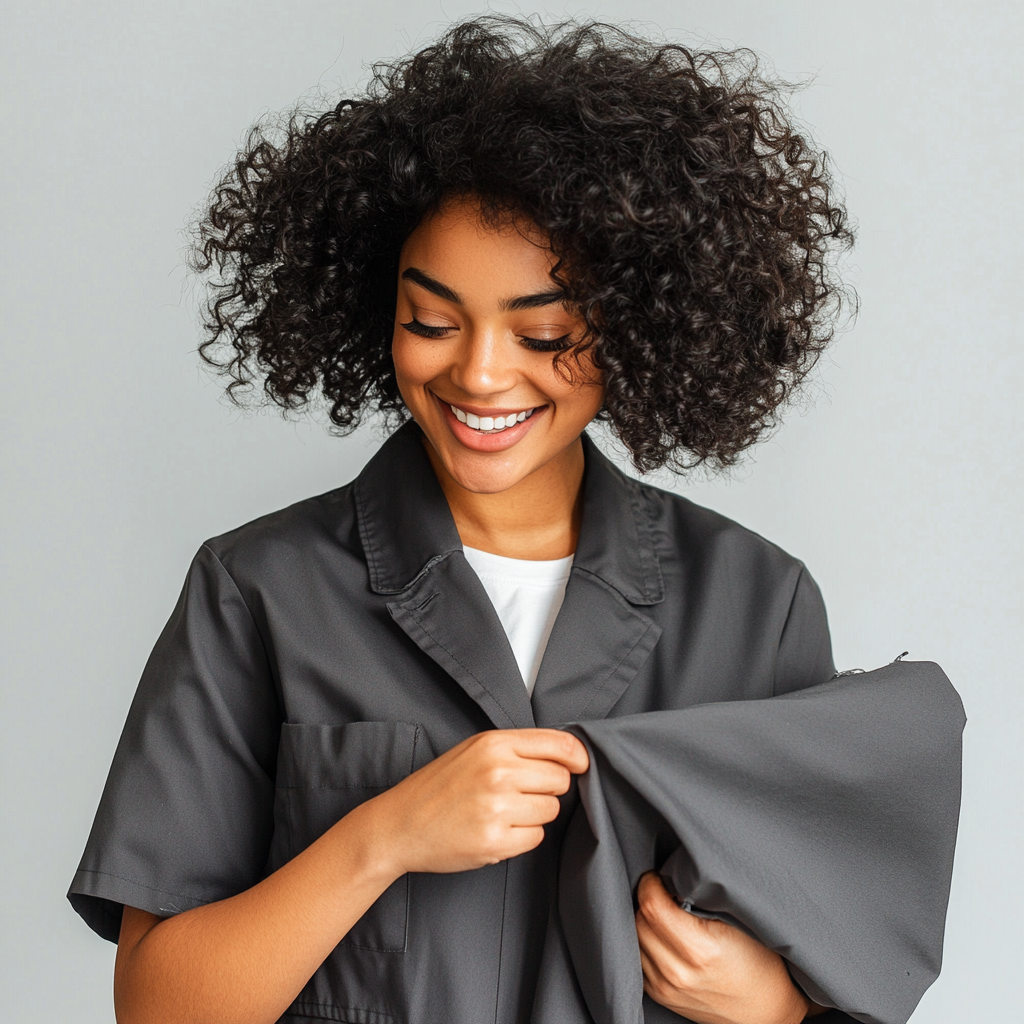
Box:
[639,941,695,1011]
[636,872,704,945]
[467,791,563,832]
[503,757,577,794]
[379,728,585,876]
[504,728,590,774]
[509,792,563,826]
[504,824,547,857]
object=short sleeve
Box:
[772,566,836,696]
[67,544,282,942]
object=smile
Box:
[448,404,537,434]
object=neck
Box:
[424,437,585,560]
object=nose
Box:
[449,326,520,397]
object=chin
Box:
[446,460,528,495]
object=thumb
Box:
[636,872,707,943]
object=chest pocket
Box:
[271,720,422,952]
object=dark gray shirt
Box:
[70,423,850,1023]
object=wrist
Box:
[337,790,409,886]
[773,969,811,1024]
[788,984,829,1022]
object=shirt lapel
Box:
[529,571,662,727]
[531,435,665,727]
[387,553,535,729]
[355,423,663,731]
[355,423,534,730]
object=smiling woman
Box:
[393,197,604,557]
[191,17,849,474]
[66,15,962,1024]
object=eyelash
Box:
[399,318,572,352]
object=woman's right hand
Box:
[113,728,588,1024]
[363,728,589,876]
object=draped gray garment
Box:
[67,422,963,1024]
[533,660,964,1024]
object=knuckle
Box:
[661,960,690,992]
[637,891,662,921]
[687,933,719,971]
[477,731,505,755]
[481,792,507,818]
[479,821,505,851]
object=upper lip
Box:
[434,394,544,417]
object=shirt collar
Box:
[354,420,664,606]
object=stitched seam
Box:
[201,544,278,689]
[493,860,510,1024]
[353,478,384,592]
[400,606,521,726]
[72,869,210,905]
[290,1001,395,1023]
[577,619,658,720]
[771,563,807,698]
[339,937,406,953]
[624,477,653,599]
[629,482,665,602]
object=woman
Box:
[68,17,906,1024]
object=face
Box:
[391,197,604,495]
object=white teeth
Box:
[449,403,537,433]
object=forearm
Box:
[112,727,587,1024]
[114,798,400,1024]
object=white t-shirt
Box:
[462,545,574,697]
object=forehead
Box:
[399,197,557,296]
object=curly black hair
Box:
[192,15,852,472]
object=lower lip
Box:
[436,395,546,453]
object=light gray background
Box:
[2,1,1020,1020]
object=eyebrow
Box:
[501,289,566,312]
[401,267,565,313]
[401,268,461,305]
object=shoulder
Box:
[199,481,363,589]
[636,477,808,592]
[631,477,834,697]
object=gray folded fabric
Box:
[531,660,964,1024]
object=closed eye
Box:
[400,318,452,339]
[401,318,572,353]
[519,334,573,352]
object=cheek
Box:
[391,334,439,391]
[544,354,605,418]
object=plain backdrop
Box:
[2,1,1021,1020]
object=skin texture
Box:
[391,196,605,559]
[636,873,822,1024]
[114,200,817,1024]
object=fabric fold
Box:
[538,660,964,1024]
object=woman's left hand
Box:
[635,872,816,1024]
